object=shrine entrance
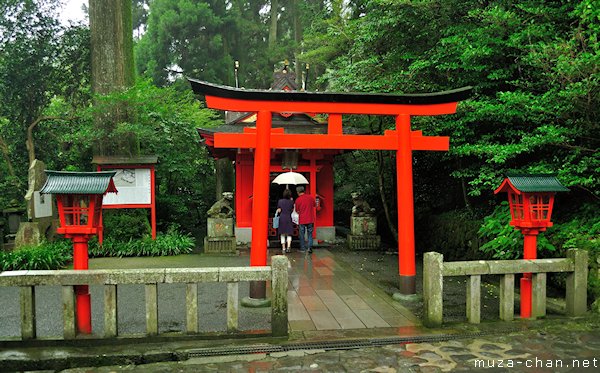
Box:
[191,79,471,296]
[268,175,302,244]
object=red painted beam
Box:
[328,114,343,135]
[206,96,459,116]
[214,132,449,151]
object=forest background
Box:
[0,0,598,292]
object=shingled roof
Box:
[495,174,569,194]
[40,171,118,195]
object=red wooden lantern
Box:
[55,194,104,236]
[40,171,117,334]
[494,174,568,318]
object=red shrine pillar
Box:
[310,158,317,239]
[521,229,538,318]
[396,114,416,295]
[72,235,92,334]
[249,110,272,299]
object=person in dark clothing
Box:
[276,189,294,253]
[295,185,316,253]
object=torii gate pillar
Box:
[396,114,416,294]
[249,111,272,300]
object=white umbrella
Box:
[272,171,308,185]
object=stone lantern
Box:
[494,173,569,318]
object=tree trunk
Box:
[292,0,303,85]
[377,150,398,243]
[26,116,78,165]
[458,159,472,212]
[268,0,278,49]
[89,0,137,157]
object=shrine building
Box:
[197,66,365,244]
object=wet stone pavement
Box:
[56,317,600,372]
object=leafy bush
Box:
[549,203,600,300]
[0,240,72,271]
[478,201,556,260]
[102,209,151,241]
[89,226,195,257]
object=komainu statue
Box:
[207,192,234,218]
[351,192,375,216]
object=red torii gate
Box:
[190,79,471,295]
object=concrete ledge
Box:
[0,267,273,286]
[443,258,574,277]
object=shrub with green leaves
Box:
[478,201,556,260]
[89,226,195,258]
[549,203,600,300]
[102,209,151,241]
[0,240,72,271]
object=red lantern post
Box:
[494,174,568,318]
[41,171,117,334]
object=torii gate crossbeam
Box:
[190,79,471,295]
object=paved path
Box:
[286,249,418,333]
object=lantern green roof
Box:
[40,170,118,195]
[506,174,569,193]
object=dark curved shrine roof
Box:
[188,79,472,106]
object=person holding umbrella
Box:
[272,170,310,253]
[275,189,294,253]
[295,185,316,253]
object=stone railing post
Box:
[104,285,117,337]
[532,273,546,318]
[466,275,481,324]
[145,284,158,335]
[566,249,588,316]
[20,286,36,340]
[271,255,289,337]
[499,274,514,321]
[62,286,76,339]
[186,283,199,333]
[423,252,443,327]
[227,282,239,332]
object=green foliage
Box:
[550,203,600,299]
[95,80,217,233]
[478,202,556,259]
[551,204,600,254]
[102,209,151,241]
[304,0,599,203]
[0,1,91,204]
[0,240,72,271]
[89,226,195,257]
[135,0,267,87]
